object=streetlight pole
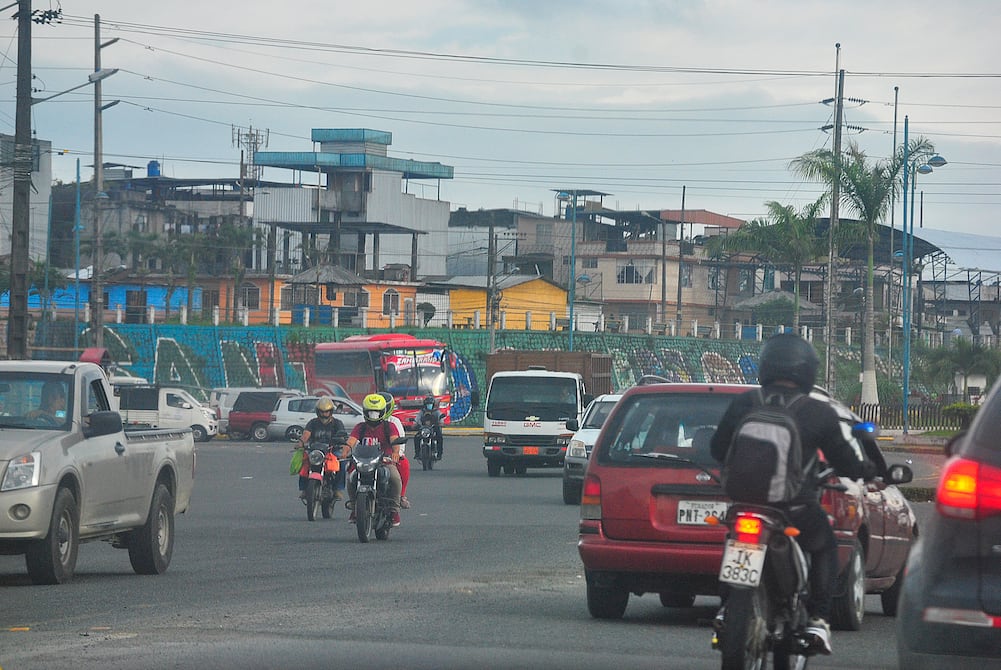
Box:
[569,190,577,352]
[92,14,119,349]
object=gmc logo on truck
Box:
[523,421,542,428]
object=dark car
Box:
[577,382,916,629]
[227,390,298,441]
[896,378,1001,668]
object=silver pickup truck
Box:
[0,361,196,584]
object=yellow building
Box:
[439,275,568,330]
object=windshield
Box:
[596,393,734,467]
[486,377,578,421]
[0,372,73,431]
[582,400,616,429]
[381,349,450,398]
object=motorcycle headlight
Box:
[308,449,326,466]
[354,454,381,473]
[568,439,588,459]
[1,452,41,491]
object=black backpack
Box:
[722,389,814,504]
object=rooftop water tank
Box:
[147,160,160,177]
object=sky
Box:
[6,0,1001,244]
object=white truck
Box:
[0,360,196,584]
[114,385,218,442]
[482,367,593,477]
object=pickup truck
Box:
[0,360,196,584]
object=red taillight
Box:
[735,514,763,543]
[580,475,602,520]
[937,456,1001,520]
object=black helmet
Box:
[758,333,819,393]
[423,395,436,411]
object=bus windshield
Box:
[381,350,449,398]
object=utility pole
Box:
[674,186,687,334]
[824,67,845,392]
[487,224,496,353]
[8,0,32,359]
[93,14,106,347]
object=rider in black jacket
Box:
[709,333,877,656]
[414,395,444,460]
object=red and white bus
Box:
[311,334,455,425]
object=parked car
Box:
[577,382,916,629]
[226,390,301,441]
[896,377,1001,668]
[563,394,622,504]
[209,386,300,436]
[267,395,365,442]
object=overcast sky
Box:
[8,1,1001,242]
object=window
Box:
[324,284,337,301]
[616,262,655,285]
[708,266,721,290]
[537,222,552,246]
[681,263,692,288]
[739,269,754,293]
[202,289,219,314]
[240,283,260,310]
[344,290,370,308]
[382,288,400,316]
[581,258,598,269]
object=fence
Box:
[853,402,966,432]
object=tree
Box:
[791,138,934,406]
[211,219,262,323]
[705,199,827,331]
[916,338,1001,401]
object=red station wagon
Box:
[577,382,917,630]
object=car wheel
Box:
[503,464,515,475]
[880,563,905,617]
[190,425,207,442]
[831,539,865,631]
[285,425,304,441]
[659,592,696,608]
[487,460,501,477]
[25,487,79,584]
[128,482,175,575]
[251,423,269,442]
[586,577,629,619]
[562,478,581,505]
[514,465,527,475]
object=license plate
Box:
[719,539,767,587]
[677,500,729,525]
[522,446,539,455]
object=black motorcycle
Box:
[349,441,394,542]
[415,424,436,471]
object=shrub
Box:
[943,402,978,429]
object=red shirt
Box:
[350,421,402,457]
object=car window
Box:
[597,393,735,465]
[582,400,616,429]
[289,398,318,413]
[333,401,359,416]
[232,392,282,413]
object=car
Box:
[208,386,300,436]
[563,394,622,504]
[577,381,917,628]
[266,395,365,442]
[226,389,302,441]
[896,377,1001,668]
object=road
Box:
[0,435,925,669]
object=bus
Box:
[312,334,456,426]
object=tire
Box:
[285,425,304,442]
[320,483,334,520]
[487,459,501,477]
[128,482,175,575]
[831,539,865,631]
[420,443,433,471]
[719,588,769,670]
[514,465,527,475]
[503,464,515,475]
[772,637,808,670]
[25,487,79,585]
[659,592,696,608]
[880,563,905,617]
[356,494,373,543]
[562,478,581,505]
[190,424,207,442]
[375,508,391,541]
[251,423,269,442]
[304,479,321,522]
[585,574,629,619]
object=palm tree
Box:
[791,138,934,406]
[706,199,828,331]
[917,339,1001,401]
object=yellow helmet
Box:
[315,397,335,419]
[362,393,387,425]
[378,392,395,421]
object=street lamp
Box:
[901,114,946,434]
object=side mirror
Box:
[84,410,123,438]
[852,421,879,440]
[566,418,580,432]
[181,402,193,409]
[886,463,914,485]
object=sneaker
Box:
[391,511,401,527]
[400,496,411,509]
[347,510,356,523]
[298,490,306,500]
[804,617,832,655]
[344,500,354,510]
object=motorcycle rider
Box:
[709,333,877,656]
[344,393,404,528]
[414,395,444,461]
[295,397,347,500]
[378,392,412,509]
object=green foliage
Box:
[943,401,978,428]
[752,298,796,326]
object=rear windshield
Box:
[595,393,736,466]
[582,399,617,429]
[233,392,283,413]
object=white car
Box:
[266,395,364,442]
[562,393,622,504]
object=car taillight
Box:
[270,414,277,422]
[937,456,1001,520]
[735,514,763,543]
[580,474,601,520]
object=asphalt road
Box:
[0,435,926,669]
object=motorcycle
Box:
[301,435,347,522]
[709,467,847,670]
[415,423,436,471]
[349,440,395,542]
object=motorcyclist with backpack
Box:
[414,395,444,461]
[294,397,347,500]
[709,333,877,656]
[344,393,405,528]
[377,392,412,509]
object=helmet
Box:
[362,393,388,425]
[378,392,395,422]
[315,397,335,420]
[758,333,819,393]
[423,395,436,411]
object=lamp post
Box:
[901,114,946,434]
[553,189,578,351]
[74,158,81,353]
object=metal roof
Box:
[253,151,453,180]
[909,228,1001,272]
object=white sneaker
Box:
[804,617,832,655]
